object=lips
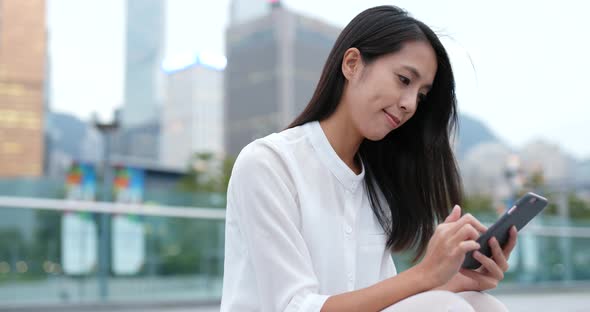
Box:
[383,110,400,128]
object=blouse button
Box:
[345,224,353,234]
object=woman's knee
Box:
[382,290,475,312]
[457,291,509,312]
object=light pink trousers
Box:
[382,290,509,312]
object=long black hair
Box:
[288,5,463,261]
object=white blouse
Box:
[220,121,397,312]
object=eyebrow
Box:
[403,65,421,79]
[403,65,432,91]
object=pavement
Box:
[1,282,588,312]
[496,291,589,312]
[3,292,587,312]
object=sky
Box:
[46,0,590,159]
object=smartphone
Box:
[461,192,548,270]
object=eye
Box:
[398,75,411,85]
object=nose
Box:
[399,91,418,113]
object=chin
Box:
[363,128,391,141]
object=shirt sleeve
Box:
[226,140,330,312]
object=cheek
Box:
[346,79,399,140]
[348,101,369,130]
[357,108,391,140]
[346,86,371,120]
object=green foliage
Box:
[544,200,560,216]
[525,170,545,190]
[528,192,590,219]
[568,193,590,219]
[221,156,237,193]
[154,219,223,276]
[462,194,495,214]
[177,152,236,194]
[0,229,26,260]
[32,210,62,264]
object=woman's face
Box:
[341,40,437,141]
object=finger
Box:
[489,237,509,272]
[459,268,498,290]
[452,213,488,234]
[473,251,504,281]
[452,224,481,242]
[503,226,518,258]
[458,240,480,254]
[444,205,461,223]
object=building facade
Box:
[225,3,340,156]
[160,53,225,169]
[0,0,46,177]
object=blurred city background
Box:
[0,0,589,311]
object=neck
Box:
[319,108,364,174]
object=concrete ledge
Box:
[0,299,221,312]
[491,281,590,295]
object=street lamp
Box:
[93,115,119,301]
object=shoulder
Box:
[232,124,309,175]
[232,138,283,175]
[229,124,311,197]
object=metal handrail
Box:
[0,196,225,220]
[1,196,590,237]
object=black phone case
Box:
[461,192,548,270]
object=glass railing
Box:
[0,197,224,307]
[0,178,227,208]
[392,215,590,285]
[0,196,589,308]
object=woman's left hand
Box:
[438,226,518,292]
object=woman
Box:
[221,5,515,312]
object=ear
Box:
[341,48,363,81]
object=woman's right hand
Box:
[416,205,488,288]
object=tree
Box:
[568,192,590,220]
[177,152,235,194]
[462,194,495,215]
